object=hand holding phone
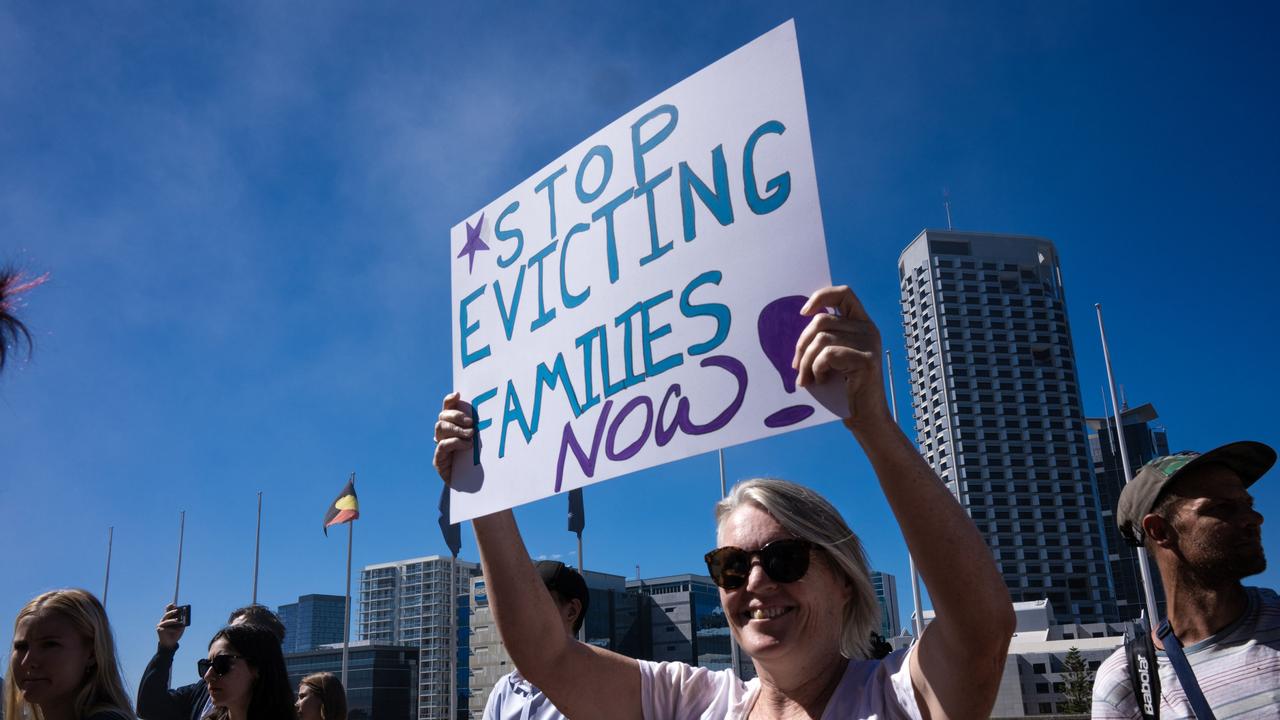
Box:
[157,603,189,649]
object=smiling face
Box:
[296,682,322,720]
[716,503,851,666]
[203,637,256,713]
[10,611,94,712]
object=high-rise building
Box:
[466,568,640,719]
[626,574,755,679]
[278,594,347,654]
[898,229,1116,624]
[359,556,480,720]
[870,571,901,639]
[285,641,419,720]
[1087,402,1169,620]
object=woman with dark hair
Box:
[200,624,295,720]
[295,673,346,720]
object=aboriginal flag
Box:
[323,475,359,535]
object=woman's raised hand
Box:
[792,285,892,429]
[432,391,475,484]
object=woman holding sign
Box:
[433,285,1014,720]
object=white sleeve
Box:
[637,660,747,720]
[883,646,923,720]
[481,680,506,720]
[823,648,922,720]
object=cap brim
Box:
[1176,440,1277,490]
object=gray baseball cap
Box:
[1117,440,1275,546]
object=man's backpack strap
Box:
[1125,616,1161,720]
[1157,619,1217,720]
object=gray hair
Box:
[715,478,878,660]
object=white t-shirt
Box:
[638,648,921,720]
[482,669,568,720]
[1091,586,1280,719]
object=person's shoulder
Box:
[1250,585,1280,610]
[636,659,750,708]
[1093,644,1131,688]
[1243,586,1280,641]
[1089,644,1140,719]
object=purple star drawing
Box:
[457,213,489,274]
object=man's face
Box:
[1159,464,1266,581]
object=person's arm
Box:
[136,605,203,720]
[794,285,1015,720]
[434,394,643,720]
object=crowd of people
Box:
[433,285,1278,720]
[6,281,1276,719]
[5,593,348,720]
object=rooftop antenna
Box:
[943,188,953,230]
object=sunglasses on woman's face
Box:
[704,538,814,590]
[198,654,243,678]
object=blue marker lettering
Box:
[495,201,524,268]
[459,284,491,368]
[526,239,559,333]
[680,271,731,356]
[534,165,568,238]
[575,145,613,204]
[743,120,790,215]
[678,144,733,242]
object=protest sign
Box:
[448,20,845,521]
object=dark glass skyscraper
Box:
[1087,402,1169,621]
[278,593,347,654]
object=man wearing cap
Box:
[1092,441,1280,718]
[481,560,589,720]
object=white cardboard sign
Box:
[448,20,843,521]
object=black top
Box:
[135,643,210,720]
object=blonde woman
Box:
[433,285,1016,719]
[6,588,135,720]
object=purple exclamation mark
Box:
[758,295,817,428]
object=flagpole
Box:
[103,526,114,606]
[449,553,457,720]
[886,351,925,638]
[719,449,742,677]
[174,511,186,606]
[577,529,586,643]
[342,515,353,689]
[1095,304,1161,622]
[252,491,262,604]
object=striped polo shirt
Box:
[1092,586,1280,719]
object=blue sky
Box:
[3,0,1278,695]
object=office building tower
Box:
[625,574,754,679]
[359,556,480,720]
[278,593,347,654]
[898,229,1116,624]
[285,641,419,720]
[870,571,901,639]
[467,568,640,719]
[1087,402,1169,620]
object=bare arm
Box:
[433,393,642,720]
[794,286,1014,720]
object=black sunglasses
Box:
[198,654,243,678]
[704,538,814,590]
